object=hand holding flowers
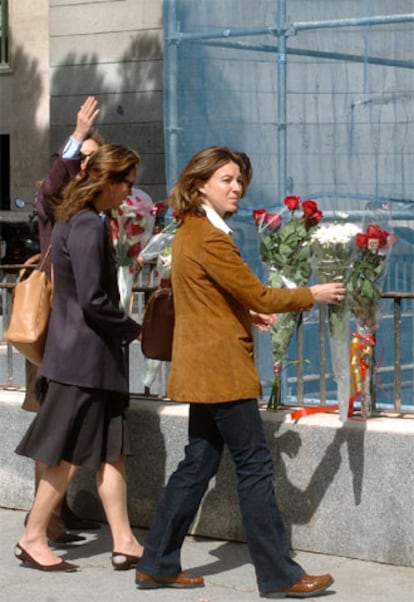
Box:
[254,196,395,419]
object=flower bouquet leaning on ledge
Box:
[311,220,360,421]
[139,214,179,395]
[110,188,155,312]
[253,196,323,409]
[347,224,395,418]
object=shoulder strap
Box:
[38,245,52,273]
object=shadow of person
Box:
[188,410,366,576]
[189,539,251,576]
[272,415,366,545]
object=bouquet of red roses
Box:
[110,189,156,269]
[253,196,323,408]
[347,224,392,335]
[110,188,156,311]
[347,224,395,417]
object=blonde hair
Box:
[169,146,252,218]
[56,144,140,222]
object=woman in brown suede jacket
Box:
[136,146,345,598]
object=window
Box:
[0,135,10,209]
[0,0,8,65]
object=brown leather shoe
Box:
[136,570,204,589]
[260,573,334,598]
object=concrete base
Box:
[1,390,414,567]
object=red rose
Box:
[124,218,145,238]
[155,201,168,214]
[305,209,323,228]
[130,223,146,237]
[301,200,318,215]
[366,224,389,248]
[264,212,282,230]
[252,208,267,224]
[356,233,369,248]
[127,241,142,258]
[284,195,300,211]
[110,219,119,240]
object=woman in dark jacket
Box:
[14,144,143,572]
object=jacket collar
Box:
[202,204,232,235]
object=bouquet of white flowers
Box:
[311,220,361,421]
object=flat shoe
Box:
[111,552,142,570]
[260,573,334,598]
[136,570,204,589]
[14,543,79,572]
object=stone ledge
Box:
[1,391,414,567]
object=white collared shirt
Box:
[202,204,233,236]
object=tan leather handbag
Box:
[5,248,52,366]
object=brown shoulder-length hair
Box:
[169,146,253,219]
[55,144,140,223]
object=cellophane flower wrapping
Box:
[139,216,178,268]
[253,196,323,408]
[311,221,361,421]
[110,188,156,312]
[140,216,179,390]
[347,223,394,417]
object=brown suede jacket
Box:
[167,214,314,403]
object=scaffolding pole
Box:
[164,1,414,197]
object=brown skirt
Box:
[15,381,132,471]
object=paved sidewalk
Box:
[1,508,413,601]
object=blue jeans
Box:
[137,399,305,592]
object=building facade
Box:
[0,0,166,215]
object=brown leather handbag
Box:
[141,287,174,362]
[5,248,52,366]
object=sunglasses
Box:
[123,179,135,191]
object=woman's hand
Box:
[309,282,347,305]
[72,96,100,142]
[250,310,278,332]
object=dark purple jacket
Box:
[35,150,81,278]
[41,208,141,393]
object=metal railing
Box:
[288,293,414,415]
[1,261,413,415]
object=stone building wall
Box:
[0,0,50,207]
[0,0,166,211]
[49,0,166,202]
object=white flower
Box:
[311,222,361,246]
